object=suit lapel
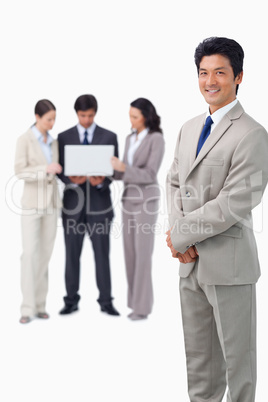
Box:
[186,102,244,179]
[91,125,101,144]
[188,115,206,172]
[123,135,131,164]
[51,141,58,163]
[132,134,150,165]
[28,129,48,164]
[71,126,81,144]
[189,116,233,174]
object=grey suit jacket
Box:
[167,101,268,285]
[14,128,61,210]
[117,132,165,204]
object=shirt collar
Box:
[77,122,96,137]
[131,127,149,143]
[207,99,238,128]
[31,124,53,145]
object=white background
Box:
[1,0,268,400]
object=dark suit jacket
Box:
[58,125,118,222]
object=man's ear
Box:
[235,71,243,85]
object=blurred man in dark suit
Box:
[58,94,120,316]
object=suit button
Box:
[186,191,191,197]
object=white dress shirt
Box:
[76,122,103,188]
[31,124,53,163]
[128,128,149,166]
[77,122,96,143]
[208,99,238,132]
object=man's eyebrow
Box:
[199,66,228,71]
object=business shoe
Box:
[19,316,31,324]
[129,313,147,321]
[100,303,120,316]
[59,304,78,315]
[36,312,49,319]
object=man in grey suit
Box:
[166,37,268,401]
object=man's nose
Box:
[206,73,216,86]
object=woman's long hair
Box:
[130,98,163,134]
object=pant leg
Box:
[122,205,136,309]
[132,201,158,315]
[123,200,158,316]
[20,214,41,317]
[179,267,227,402]
[87,218,112,306]
[202,283,257,402]
[35,209,58,313]
[62,214,85,305]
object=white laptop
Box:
[64,145,114,176]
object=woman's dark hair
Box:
[34,99,56,117]
[130,97,162,134]
[74,94,98,113]
[194,37,244,94]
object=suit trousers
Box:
[62,214,112,307]
[122,200,159,316]
[20,208,58,317]
[179,262,256,402]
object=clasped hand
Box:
[166,229,198,264]
[69,176,105,186]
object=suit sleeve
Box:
[170,127,268,253]
[57,133,72,185]
[166,128,185,227]
[14,135,47,182]
[122,134,165,184]
[98,131,119,192]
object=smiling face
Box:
[198,54,243,114]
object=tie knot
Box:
[205,115,213,127]
[84,130,88,138]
